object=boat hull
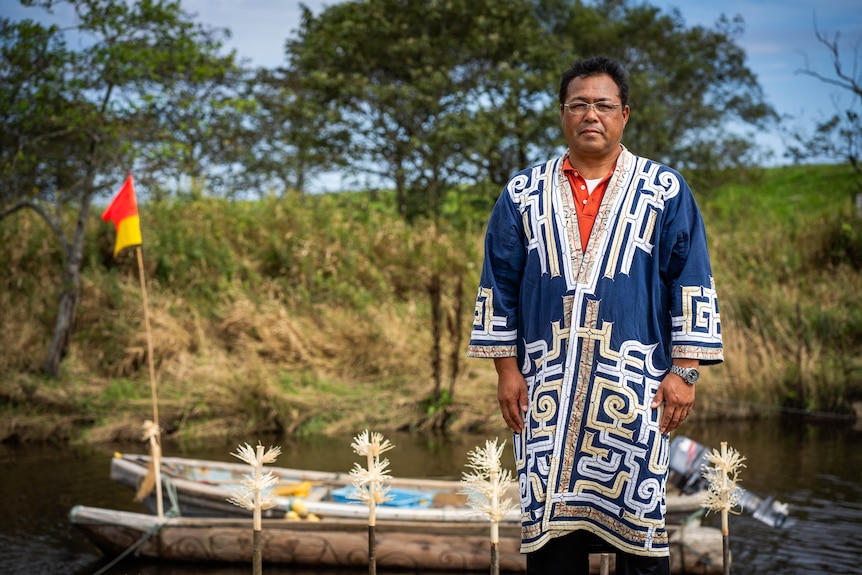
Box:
[71,505,724,573]
[71,505,524,571]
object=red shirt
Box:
[562,157,615,251]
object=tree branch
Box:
[796,20,862,99]
[0,198,69,254]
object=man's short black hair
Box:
[559,56,629,107]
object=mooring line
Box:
[91,478,181,575]
[90,519,165,575]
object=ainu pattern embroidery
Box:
[520,299,670,554]
[513,160,564,280]
[469,158,567,349]
[604,158,679,279]
[468,150,722,555]
[518,157,700,554]
[471,286,516,345]
[675,280,721,342]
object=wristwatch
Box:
[670,365,699,385]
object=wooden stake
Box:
[367,450,377,575]
[253,529,262,575]
[490,540,499,575]
[600,553,610,575]
[368,524,376,575]
[721,441,730,575]
[490,467,500,575]
[136,246,163,519]
[253,444,264,575]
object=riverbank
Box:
[1,164,860,445]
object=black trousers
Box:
[526,530,670,575]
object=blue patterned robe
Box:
[467,148,724,555]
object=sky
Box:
[182,0,861,168]
[4,0,862,189]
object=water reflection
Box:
[685,417,862,575]
[1,417,860,575]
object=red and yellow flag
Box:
[102,174,142,258]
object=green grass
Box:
[1,163,860,443]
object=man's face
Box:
[560,73,630,162]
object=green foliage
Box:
[2,164,861,442]
[286,0,776,218]
[100,379,142,404]
[0,0,241,375]
[287,0,562,220]
[422,389,453,417]
[296,414,338,438]
[701,163,862,413]
[549,1,777,181]
[236,67,350,197]
[820,221,862,269]
[76,191,477,314]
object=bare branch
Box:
[0,198,33,221]
[796,17,862,99]
[0,198,69,253]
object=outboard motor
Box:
[668,435,710,495]
[668,436,792,529]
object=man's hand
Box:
[651,362,697,434]
[495,357,528,433]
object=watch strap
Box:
[670,365,699,384]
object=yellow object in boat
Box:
[290,498,309,517]
[273,481,313,497]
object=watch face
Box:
[687,369,700,383]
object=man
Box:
[467,56,723,574]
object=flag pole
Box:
[136,245,163,519]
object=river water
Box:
[2,416,861,575]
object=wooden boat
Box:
[70,504,724,573]
[110,452,706,524]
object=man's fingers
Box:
[498,396,519,432]
[650,387,664,409]
[509,402,525,433]
[497,364,528,433]
[660,406,690,433]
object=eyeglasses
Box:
[561,101,622,116]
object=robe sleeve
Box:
[467,183,526,358]
[659,172,724,365]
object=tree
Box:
[287,0,775,213]
[135,56,252,200]
[286,0,555,220]
[787,22,861,182]
[234,66,350,197]
[286,0,558,417]
[546,0,777,187]
[0,0,237,376]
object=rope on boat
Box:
[165,476,180,516]
[91,519,163,575]
[91,478,181,575]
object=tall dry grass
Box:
[1,191,491,442]
[701,164,862,416]
[1,164,859,443]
